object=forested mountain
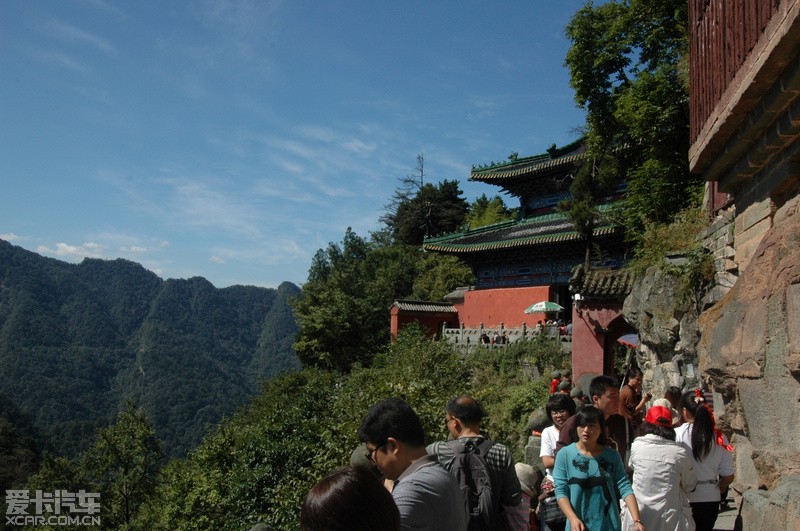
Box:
[0,239,300,458]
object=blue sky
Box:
[1,1,588,289]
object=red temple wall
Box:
[390,306,458,340]
[457,286,553,328]
[571,304,631,388]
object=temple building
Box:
[391,138,636,383]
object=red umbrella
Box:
[617,333,639,348]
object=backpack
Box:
[446,438,497,531]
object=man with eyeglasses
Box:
[427,395,522,530]
[358,397,466,531]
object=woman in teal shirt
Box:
[553,406,645,531]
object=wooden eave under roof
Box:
[422,205,621,255]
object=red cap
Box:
[645,406,673,427]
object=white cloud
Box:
[77,0,128,18]
[167,177,263,238]
[262,135,318,161]
[198,0,287,60]
[293,124,377,155]
[30,48,91,73]
[1,233,21,242]
[94,231,158,253]
[210,237,307,267]
[37,241,105,260]
[45,19,115,54]
[297,173,355,199]
[119,245,147,253]
[342,138,376,155]
[251,176,322,205]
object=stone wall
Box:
[740,475,800,531]
[698,208,738,307]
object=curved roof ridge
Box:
[422,225,620,254]
[470,137,587,175]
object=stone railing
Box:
[440,323,570,352]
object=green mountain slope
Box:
[0,239,300,458]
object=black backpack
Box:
[446,438,497,531]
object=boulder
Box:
[740,475,800,531]
[623,263,703,395]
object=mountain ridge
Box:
[0,239,301,458]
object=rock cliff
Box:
[622,196,800,529]
[698,196,800,490]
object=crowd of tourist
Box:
[286,370,733,531]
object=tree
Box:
[132,326,556,530]
[465,194,516,229]
[0,395,41,494]
[292,228,390,372]
[83,401,161,528]
[24,451,86,523]
[382,156,469,245]
[411,254,473,301]
[563,0,702,246]
[292,228,474,372]
[382,154,427,223]
[558,155,620,270]
[24,402,160,530]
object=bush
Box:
[631,207,710,273]
[134,324,560,529]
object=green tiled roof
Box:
[570,267,638,299]
[470,138,587,183]
[391,300,458,313]
[422,205,621,254]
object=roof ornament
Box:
[569,264,586,294]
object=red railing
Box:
[690,0,781,144]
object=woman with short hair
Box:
[627,405,696,530]
[539,393,577,530]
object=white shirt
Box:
[539,425,559,478]
[675,423,734,503]
[629,433,696,531]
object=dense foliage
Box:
[24,402,161,530]
[381,155,470,246]
[0,240,301,459]
[0,394,41,498]
[2,5,709,527]
[465,194,517,229]
[294,160,523,373]
[563,0,703,246]
[134,326,562,530]
[292,228,473,372]
[387,179,470,245]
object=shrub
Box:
[134,324,560,529]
